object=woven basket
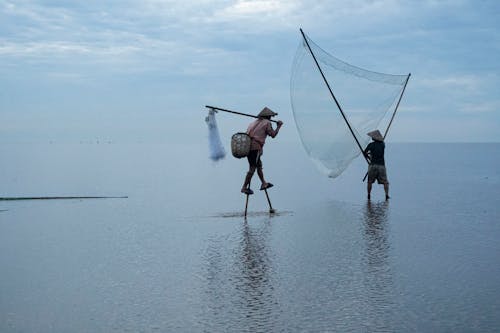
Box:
[231,132,251,158]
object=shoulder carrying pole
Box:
[205,105,279,124]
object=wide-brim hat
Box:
[257,107,278,118]
[367,130,384,142]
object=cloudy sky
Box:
[1,0,499,143]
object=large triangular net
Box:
[290,32,410,178]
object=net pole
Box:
[383,73,411,139]
[205,105,279,124]
[299,29,369,163]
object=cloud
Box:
[213,0,299,22]
[1,1,488,63]
[458,102,499,114]
[1,0,499,142]
[0,40,139,57]
[419,75,483,93]
[390,116,496,142]
[0,1,262,75]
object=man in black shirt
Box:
[364,130,389,200]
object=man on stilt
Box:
[364,130,390,200]
[241,107,283,195]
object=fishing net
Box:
[205,109,226,161]
[290,32,410,178]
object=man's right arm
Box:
[364,143,371,160]
[268,121,283,138]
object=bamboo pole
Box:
[382,73,411,139]
[205,105,279,124]
[299,29,368,163]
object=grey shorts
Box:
[367,164,388,184]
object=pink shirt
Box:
[247,118,278,151]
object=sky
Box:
[1,0,499,143]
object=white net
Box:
[205,109,226,161]
[290,32,409,178]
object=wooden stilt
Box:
[264,189,275,214]
[244,193,250,217]
[244,180,251,217]
[243,181,276,217]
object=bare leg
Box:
[241,166,256,193]
[257,167,266,186]
[384,183,390,200]
[367,182,372,200]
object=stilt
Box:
[264,189,275,214]
[244,193,250,217]
[244,180,251,217]
[244,181,276,216]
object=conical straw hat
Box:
[257,107,278,117]
[367,130,384,141]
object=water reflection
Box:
[199,218,278,332]
[236,219,278,331]
[362,200,395,330]
[363,200,390,268]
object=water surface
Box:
[0,143,499,332]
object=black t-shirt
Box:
[365,141,385,165]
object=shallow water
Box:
[0,142,499,332]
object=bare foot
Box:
[241,188,254,195]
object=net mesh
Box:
[205,109,226,161]
[290,34,409,178]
